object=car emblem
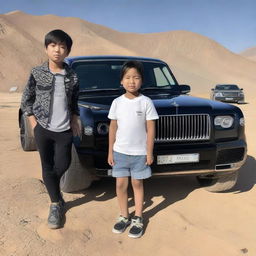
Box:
[170,99,179,114]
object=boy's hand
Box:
[108,153,115,166]
[71,115,82,137]
[146,154,154,165]
[28,115,37,130]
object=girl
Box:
[108,60,159,238]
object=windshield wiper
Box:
[79,88,122,93]
[141,86,172,91]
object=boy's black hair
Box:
[44,29,73,54]
[120,60,144,82]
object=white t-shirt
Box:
[108,94,159,155]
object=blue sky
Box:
[1,0,255,53]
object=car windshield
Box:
[215,84,239,90]
[71,60,177,92]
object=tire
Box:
[196,171,238,192]
[60,145,94,193]
[20,114,37,151]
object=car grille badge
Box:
[170,99,179,114]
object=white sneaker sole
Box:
[128,231,143,238]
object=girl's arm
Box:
[146,120,156,165]
[108,120,117,166]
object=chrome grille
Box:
[222,92,239,97]
[155,114,211,142]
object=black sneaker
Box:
[112,216,131,233]
[128,216,143,238]
[47,202,63,229]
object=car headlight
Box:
[97,123,109,135]
[214,116,234,128]
[239,117,245,126]
[84,126,93,136]
[215,92,223,97]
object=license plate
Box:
[157,153,199,165]
[225,97,233,100]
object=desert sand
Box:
[0,92,255,256]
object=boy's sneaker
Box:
[128,216,144,238]
[47,202,63,229]
[59,194,65,208]
[112,216,131,233]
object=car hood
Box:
[78,94,240,115]
[152,95,239,115]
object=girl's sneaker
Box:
[128,216,144,238]
[112,216,131,233]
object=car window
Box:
[215,84,239,90]
[153,67,176,86]
[71,60,177,90]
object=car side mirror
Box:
[211,88,214,91]
[241,88,243,90]
[179,84,191,94]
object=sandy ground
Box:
[0,92,255,256]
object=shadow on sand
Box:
[228,155,256,193]
[61,155,255,229]
[64,178,116,212]
[62,175,199,229]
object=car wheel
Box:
[20,114,37,151]
[60,145,95,193]
[196,171,238,192]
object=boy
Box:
[108,61,159,238]
[21,29,81,229]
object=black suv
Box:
[19,56,247,193]
[211,84,245,103]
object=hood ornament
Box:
[170,99,179,114]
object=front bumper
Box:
[76,139,247,177]
[215,96,244,103]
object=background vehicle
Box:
[19,56,247,193]
[211,84,245,103]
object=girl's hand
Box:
[146,154,154,165]
[108,153,115,166]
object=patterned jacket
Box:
[21,61,79,128]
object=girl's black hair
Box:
[44,29,73,54]
[120,60,144,82]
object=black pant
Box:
[34,123,73,202]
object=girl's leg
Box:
[116,177,129,217]
[131,178,144,217]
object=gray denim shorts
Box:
[112,151,152,179]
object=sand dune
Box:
[240,47,256,62]
[0,11,255,99]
